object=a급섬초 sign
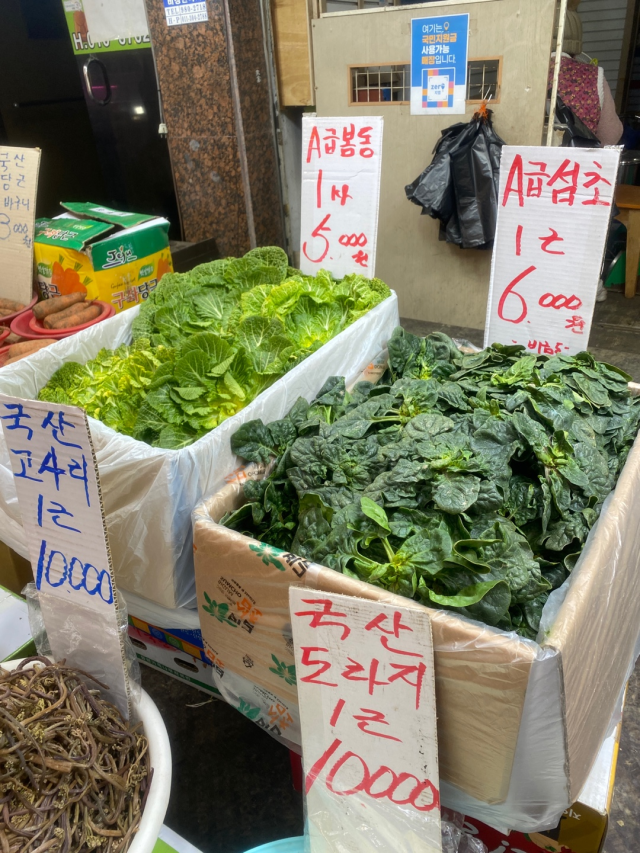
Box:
[485,146,620,355]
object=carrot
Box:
[43,301,92,329]
[0,299,26,312]
[4,348,53,366]
[48,304,101,330]
[5,333,25,346]
[33,292,86,320]
[8,339,57,358]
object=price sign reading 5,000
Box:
[300,117,383,281]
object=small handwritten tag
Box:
[0,146,40,304]
[0,396,130,714]
[290,588,441,853]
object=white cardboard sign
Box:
[290,588,441,853]
[0,396,130,715]
[0,146,40,305]
[300,116,383,279]
[81,0,149,42]
[485,146,620,355]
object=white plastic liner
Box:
[192,390,640,834]
[0,295,399,609]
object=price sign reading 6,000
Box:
[300,117,383,281]
[485,146,620,356]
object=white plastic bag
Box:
[0,295,400,609]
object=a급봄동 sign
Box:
[485,146,620,355]
[290,588,441,853]
[0,396,131,715]
[300,116,383,279]
[411,14,469,115]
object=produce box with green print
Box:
[193,329,640,834]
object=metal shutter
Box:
[579,0,628,99]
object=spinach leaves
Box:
[223,329,640,638]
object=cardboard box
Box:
[192,424,640,832]
[0,541,32,595]
[450,715,621,853]
[153,826,204,853]
[0,584,36,662]
[130,625,220,697]
[123,590,209,665]
[34,202,173,313]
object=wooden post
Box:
[547,0,568,146]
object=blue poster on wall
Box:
[410,13,469,116]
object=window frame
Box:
[346,56,503,106]
[348,62,411,106]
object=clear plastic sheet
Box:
[0,294,399,609]
[301,794,486,853]
[193,410,640,834]
[23,582,141,719]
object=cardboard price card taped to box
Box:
[0,146,40,304]
[484,146,620,355]
[300,116,383,279]
[0,395,131,716]
[290,588,441,853]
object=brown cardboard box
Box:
[0,541,32,595]
[193,427,640,832]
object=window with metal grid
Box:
[466,57,502,103]
[349,57,502,105]
[349,64,411,104]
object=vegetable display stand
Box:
[192,376,640,833]
[1,658,172,853]
[0,291,399,609]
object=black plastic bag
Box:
[555,95,601,148]
[405,109,505,249]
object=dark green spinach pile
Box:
[222,329,640,638]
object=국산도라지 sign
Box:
[290,587,441,853]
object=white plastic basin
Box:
[1,659,171,853]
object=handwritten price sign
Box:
[300,116,383,279]
[0,146,40,304]
[485,145,620,355]
[290,588,441,853]
[0,396,130,715]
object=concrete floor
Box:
[141,290,640,853]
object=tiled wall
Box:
[144,0,285,257]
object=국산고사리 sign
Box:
[411,13,469,116]
[0,396,131,716]
[485,146,620,355]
